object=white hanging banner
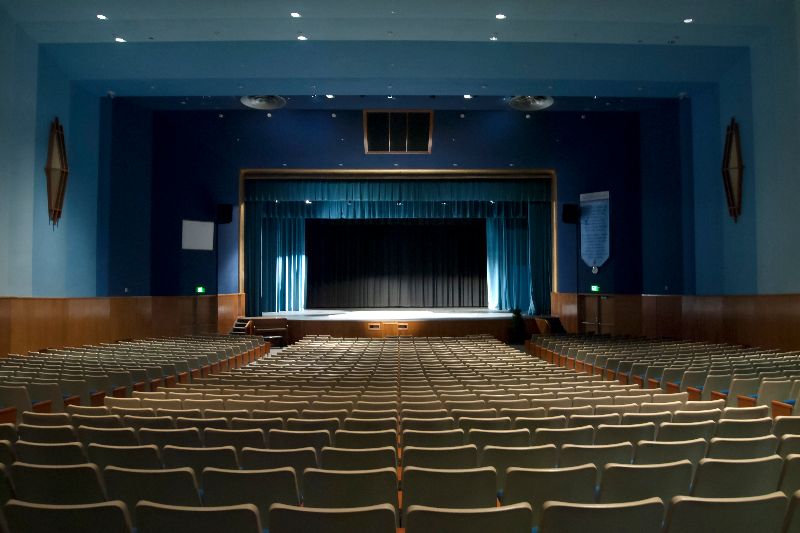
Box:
[580,191,610,268]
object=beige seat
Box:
[302,467,399,516]
[672,409,722,423]
[402,429,465,448]
[640,401,682,414]
[88,443,162,469]
[104,397,141,409]
[175,417,229,431]
[11,462,106,504]
[141,399,183,411]
[468,429,530,453]
[481,445,558,493]
[663,492,788,533]
[343,417,397,431]
[403,445,478,469]
[598,460,693,504]
[622,411,672,428]
[405,503,532,533]
[657,421,716,442]
[707,435,779,459]
[634,438,708,467]
[18,424,77,443]
[239,447,317,493]
[569,414,620,429]
[269,429,331,452]
[123,415,175,430]
[320,446,397,470]
[287,417,340,434]
[269,503,396,533]
[533,426,594,447]
[715,417,772,438]
[138,428,202,448]
[458,417,512,433]
[503,464,597,528]
[104,466,201,514]
[682,400,726,411]
[595,423,656,445]
[203,428,266,450]
[558,443,634,471]
[67,405,110,416]
[203,467,299,528]
[784,489,800,533]
[78,427,139,447]
[400,417,455,432]
[334,429,397,449]
[21,412,71,426]
[513,416,568,435]
[231,417,284,436]
[15,440,88,465]
[539,497,664,533]
[722,406,770,419]
[136,500,262,533]
[779,454,800,495]
[549,406,593,418]
[692,455,783,497]
[182,399,225,413]
[781,435,800,457]
[162,445,238,479]
[4,499,132,533]
[401,467,497,521]
[595,404,639,417]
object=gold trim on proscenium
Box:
[238,168,559,306]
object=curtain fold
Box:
[486,218,534,315]
[529,201,553,315]
[247,217,306,315]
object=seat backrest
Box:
[302,467,399,512]
[88,443,162,469]
[203,467,299,527]
[715,417,773,439]
[4,499,132,533]
[657,421,716,442]
[269,429,331,451]
[15,440,88,465]
[18,424,77,444]
[599,460,693,504]
[779,453,800,495]
[533,425,594,447]
[239,447,317,492]
[480,445,558,492]
[203,428,266,450]
[402,429,465,448]
[707,435,779,460]
[104,466,201,514]
[540,497,664,533]
[138,428,202,448]
[136,500,262,533]
[319,446,397,470]
[268,503,396,533]
[401,466,497,519]
[503,464,597,527]
[21,412,71,426]
[595,423,656,445]
[722,406,770,420]
[405,502,532,533]
[692,455,783,498]
[162,445,238,479]
[78,426,139,447]
[11,462,106,504]
[402,445,477,469]
[635,438,708,466]
[559,443,634,471]
[663,492,788,533]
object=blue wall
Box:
[138,105,684,298]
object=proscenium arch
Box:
[238,168,559,311]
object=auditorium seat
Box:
[480,445,558,492]
[162,445,238,479]
[402,445,478,469]
[72,414,123,429]
[104,466,201,514]
[595,422,656,445]
[269,429,331,452]
[723,406,771,419]
[287,416,340,434]
[175,416,230,431]
[773,417,800,439]
[401,466,497,521]
[657,420,717,441]
[503,464,597,528]
[672,408,722,423]
[268,503,397,533]
[404,503,533,533]
[715,417,773,438]
[707,435,779,459]
[320,446,397,470]
[4,499,133,533]
[539,497,664,533]
[239,447,317,493]
[779,454,800,495]
[21,412,71,426]
[635,438,708,467]
[138,427,202,448]
[203,428,265,450]
[400,417,455,432]
[533,425,594,447]
[18,423,77,444]
[302,467,398,516]
[88,443,162,469]
[0,440,15,466]
[458,416,512,433]
[663,492,788,533]
[11,462,106,504]
[202,467,299,527]
[402,429,464,448]
[622,411,672,428]
[79,427,139,447]
[598,460,693,504]
[124,415,175,430]
[692,455,783,497]
[558,443,634,472]
[136,500,262,533]
[15,440,88,465]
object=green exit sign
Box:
[591,285,600,293]
[195,286,206,294]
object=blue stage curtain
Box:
[246,216,306,315]
[245,178,552,315]
[486,218,534,315]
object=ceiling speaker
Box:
[509,95,555,111]
[240,95,287,110]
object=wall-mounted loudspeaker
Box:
[561,203,580,224]
[216,204,233,224]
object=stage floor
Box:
[264,308,513,321]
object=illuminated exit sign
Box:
[590,285,600,293]
[195,286,206,294]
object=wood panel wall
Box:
[551,292,800,350]
[0,294,245,357]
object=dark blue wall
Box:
[105,103,687,299]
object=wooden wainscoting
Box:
[551,292,800,350]
[0,294,245,357]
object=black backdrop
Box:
[306,219,487,308]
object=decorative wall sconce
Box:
[45,117,69,226]
[721,117,743,222]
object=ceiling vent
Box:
[508,95,554,111]
[240,95,287,110]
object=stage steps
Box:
[229,317,249,335]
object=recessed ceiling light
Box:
[305,199,312,204]
[495,13,506,20]
[291,12,302,18]
[683,18,694,24]
[463,95,473,99]
[96,14,107,20]
[297,34,307,40]
[490,34,499,41]
[114,37,126,43]
[325,94,335,99]
[387,95,394,99]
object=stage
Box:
[252,308,534,344]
